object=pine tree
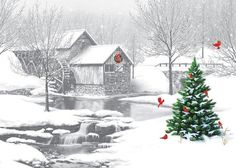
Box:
[166,58,221,141]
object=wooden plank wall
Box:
[72,65,104,84]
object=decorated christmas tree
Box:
[166,57,221,141]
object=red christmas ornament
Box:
[160,134,168,140]
[183,106,189,113]
[114,53,123,63]
[157,97,165,108]
[203,90,209,97]
[218,121,223,129]
[213,40,221,49]
[189,73,193,79]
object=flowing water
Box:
[60,122,90,145]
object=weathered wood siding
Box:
[56,32,96,61]
[69,33,96,60]
[71,65,103,84]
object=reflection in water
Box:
[51,96,172,121]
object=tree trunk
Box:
[168,57,173,95]
[45,56,50,112]
[45,71,50,112]
[132,64,135,79]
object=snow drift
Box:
[131,65,168,93]
[0,51,43,91]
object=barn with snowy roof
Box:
[13,29,133,95]
[70,44,133,95]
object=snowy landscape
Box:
[1,0,236,168]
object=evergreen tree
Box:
[166,58,221,141]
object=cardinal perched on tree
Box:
[203,90,209,97]
[157,97,165,108]
[213,40,221,49]
[166,57,221,141]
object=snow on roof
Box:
[70,44,133,65]
[58,29,85,49]
[58,29,97,49]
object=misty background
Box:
[4,0,236,69]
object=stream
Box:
[34,95,172,168]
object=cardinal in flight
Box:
[157,97,165,108]
[213,40,221,49]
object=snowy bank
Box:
[0,140,47,167]
[0,95,125,128]
[62,109,235,168]
[131,66,169,93]
[0,51,43,91]
[61,74,236,168]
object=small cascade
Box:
[60,122,90,145]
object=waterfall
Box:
[60,122,91,145]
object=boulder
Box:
[100,135,112,143]
[95,122,117,136]
[86,133,99,142]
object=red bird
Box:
[213,40,221,49]
[218,121,223,129]
[189,73,193,79]
[160,134,168,140]
[183,106,189,113]
[203,90,209,97]
[157,97,165,108]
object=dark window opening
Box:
[105,64,115,72]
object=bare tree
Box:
[0,0,22,54]
[216,0,236,74]
[21,3,64,111]
[134,0,195,95]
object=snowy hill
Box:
[132,66,169,93]
[0,51,43,91]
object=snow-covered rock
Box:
[52,129,71,135]
[131,65,169,93]
[0,51,43,91]
[86,133,99,142]
[95,110,123,118]
[6,137,36,144]
[95,122,117,136]
[0,128,53,139]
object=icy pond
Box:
[51,95,172,121]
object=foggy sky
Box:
[24,0,136,15]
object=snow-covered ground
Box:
[0,95,127,127]
[60,74,236,168]
[0,51,43,91]
[0,49,236,167]
[0,140,47,168]
[131,65,169,93]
